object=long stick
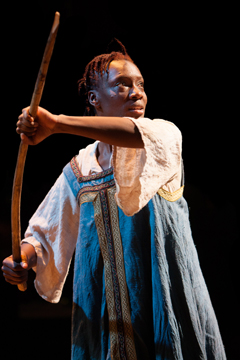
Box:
[11,12,60,291]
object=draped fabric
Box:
[22,117,226,359]
[63,158,226,360]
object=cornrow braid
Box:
[78,39,133,116]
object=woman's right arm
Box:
[2,171,79,302]
[2,243,37,286]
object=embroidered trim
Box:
[158,185,184,202]
[107,187,137,360]
[77,179,115,206]
[70,156,82,180]
[78,182,137,359]
[99,189,128,359]
[94,193,122,360]
[78,192,98,207]
[70,156,114,183]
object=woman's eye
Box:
[116,81,127,87]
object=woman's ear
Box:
[88,90,101,111]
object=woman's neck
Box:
[96,142,112,170]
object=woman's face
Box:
[89,60,148,119]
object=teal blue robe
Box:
[63,156,226,360]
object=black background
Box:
[1,1,239,359]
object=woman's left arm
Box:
[17,107,144,148]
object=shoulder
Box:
[152,118,182,139]
[128,116,181,131]
[69,140,102,177]
[129,117,182,142]
[77,141,99,160]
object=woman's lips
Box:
[128,106,144,115]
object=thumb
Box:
[20,253,28,269]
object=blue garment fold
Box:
[63,159,226,360]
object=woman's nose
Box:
[129,85,143,100]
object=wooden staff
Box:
[11,12,60,291]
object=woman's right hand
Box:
[1,244,37,285]
[2,253,29,285]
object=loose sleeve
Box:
[112,118,182,216]
[22,173,80,303]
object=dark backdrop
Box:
[1,2,238,359]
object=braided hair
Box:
[78,39,133,116]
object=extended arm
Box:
[17,107,144,148]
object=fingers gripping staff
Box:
[11,12,60,291]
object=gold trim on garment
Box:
[158,185,184,202]
[107,187,137,360]
[93,193,121,360]
[78,184,137,360]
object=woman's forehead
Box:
[107,60,143,80]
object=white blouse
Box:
[22,117,182,303]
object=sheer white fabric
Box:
[22,118,182,302]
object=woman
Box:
[2,42,226,360]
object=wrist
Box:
[54,114,66,134]
[21,243,37,269]
[51,114,60,134]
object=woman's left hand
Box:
[17,106,58,145]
